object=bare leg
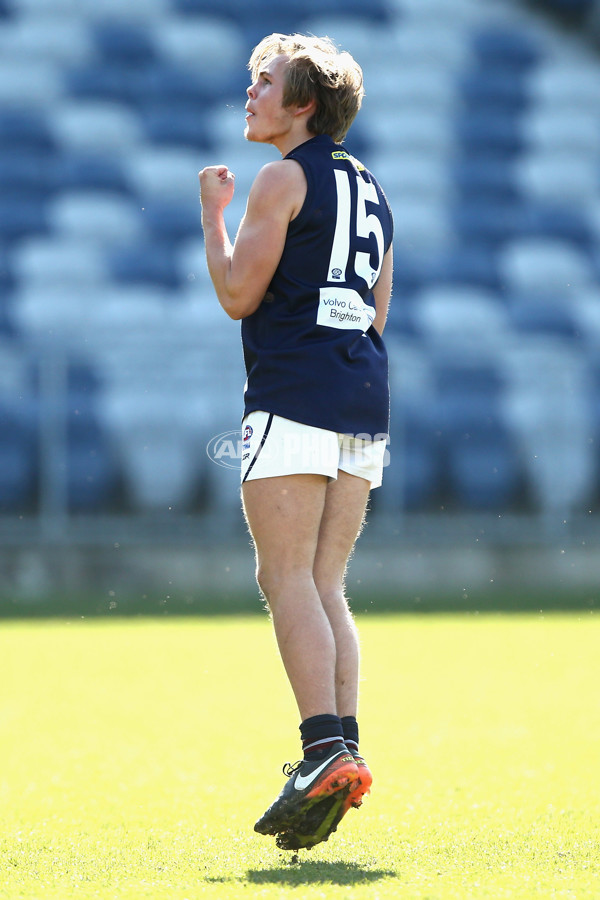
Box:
[313,471,371,719]
[242,473,336,721]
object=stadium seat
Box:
[9,0,81,12]
[392,195,453,255]
[0,193,48,243]
[432,361,506,433]
[452,155,519,201]
[0,149,58,197]
[523,107,600,154]
[48,191,143,244]
[138,102,214,149]
[573,289,600,349]
[121,144,211,206]
[0,60,62,105]
[131,60,241,106]
[459,67,530,114]
[529,61,600,110]
[387,401,441,511]
[367,150,452,203]
[108,241,181,288]
[0,400,38,512]
[508,299,581,339]
[445,418,520,510]
[452,197,520,247]
[498,237,594,297]
[11,236,109,286]
[76,0,169,16]
[141,198,201,242]
[0,110,55,152]
[0,15,93,65]
[411,286,510,354]
[0,246,13,295]
[387,20,470,69]
[66,407,120,512]
[151,14,246,73]
[470,26,541,69]
[361,105,456,154]
[50,100,143,153]
[54,152,132,195]
[91,21,157,65]
[65,63,142,106]
[425,244,502,292]
[516,150,600,204]
[516,202,593,249]
[99,388,201,511]
[364,62,457,111]
[456,109,525,157]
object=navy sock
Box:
[300,714,344,761]
[341,715,359,754]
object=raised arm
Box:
[199,159,307,320]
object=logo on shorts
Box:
[206,429,243,469]
[243,424,253,442]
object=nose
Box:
[247,81,257,99]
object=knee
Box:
[255,562,314,606]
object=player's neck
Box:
[273,126,316,158]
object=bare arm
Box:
[199,160,306,320]
[372,245,393,335]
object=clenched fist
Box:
[199,165,236,212]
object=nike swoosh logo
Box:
[294,752,346,791]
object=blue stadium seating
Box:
[0,399,38,511]
[1,0,600,518]
[390,402,442,511]
[0,193,48,242]
[91,21,157,65]
[55,153,131,195]
[108,241,181,288]
[139,102,214,149]
[470,26,541,69]
[66,408,120,512]
[445,419,521,511]
[0,110,55,151]
[509,299,581,338]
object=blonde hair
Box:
[248,33,365,143]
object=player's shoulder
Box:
[249,158,307,204]
[247,159,307,219]
[254,158,306,189]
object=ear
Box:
[292,97,316,119]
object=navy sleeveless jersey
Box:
[241,134,394,438]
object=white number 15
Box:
[327,169,385,289]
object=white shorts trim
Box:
[241,411,388,489]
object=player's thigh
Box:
[313,470,371,589]
[242,473,329,575]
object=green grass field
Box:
[1,613,599,899]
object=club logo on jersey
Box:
[243,424,253,442]
[331,267,343,280]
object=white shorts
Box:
[241,411,388,489]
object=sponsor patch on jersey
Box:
[243,424,253,441]
[317,287,375,333]
[331,150,365,171]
